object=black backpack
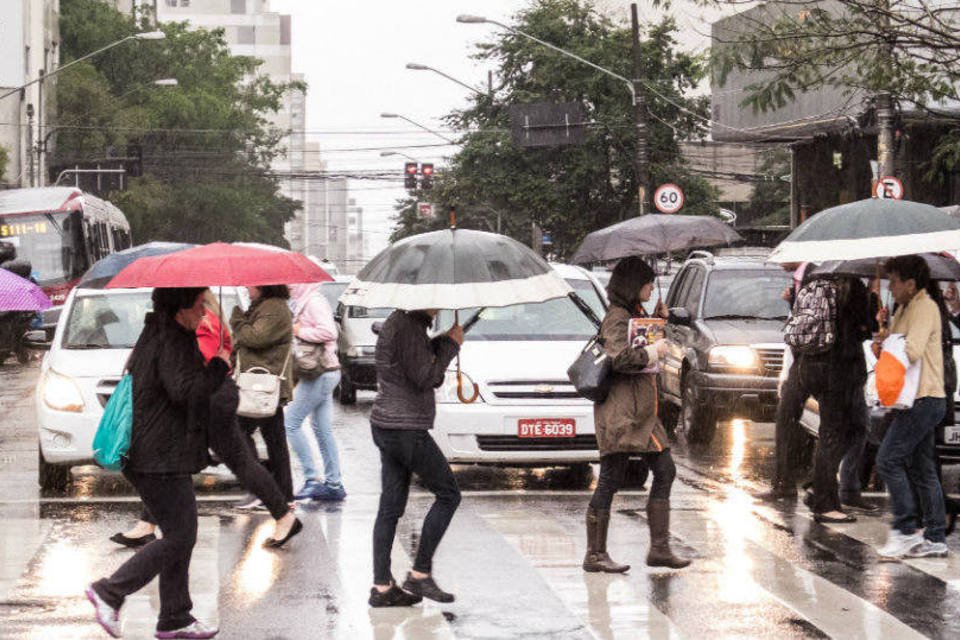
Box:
[784,278,838,355]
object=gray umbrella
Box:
[339,228,572,310]
[811,253,960,282]
[570,214,742,264]
[769,198,960,263]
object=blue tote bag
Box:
[92,374,133,471]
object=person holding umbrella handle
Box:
[367,308,464,607]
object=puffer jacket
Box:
[290,282,339,372]
[594,305,669,455]
[126,312,229,474]
[370,310,459,430]
[230,296,294,404]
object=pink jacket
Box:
[291,282,339,370]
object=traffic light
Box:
[420,163,434,190]
[404,162,418,189]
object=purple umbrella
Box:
[0,269,52,312]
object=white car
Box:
[431,264,607,467]
[36,286,244,490]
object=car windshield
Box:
[62,290,241,349]
[320,282,348,310]
[348,306,392,319]
[702,270,791,320]
[437,277,605,341]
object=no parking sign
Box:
[874,176,904,200]
[654,183,684,214]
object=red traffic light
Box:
[404,162,418,175]
[420,163,434,177]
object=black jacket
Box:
[126,313,229,474]
[370,310,459,430]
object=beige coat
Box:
[593,306,668,455]
[230,297,295,404]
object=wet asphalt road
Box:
[3,360,960,639]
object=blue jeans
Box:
[285,370,343,487]
[876,396,947,541]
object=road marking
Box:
[0,519,50,602]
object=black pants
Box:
[141,414,289,524]
[772,356,810,492]
[371,425,462,585]
[801,358,865,514]
[239,408,294,503]
[590,450,676,510]
[94,471,197,632]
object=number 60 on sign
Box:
[654,183,684,214]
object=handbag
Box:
[567,334,612,403]
[236,346,291,418]
[92,373,133,471]
[293,338,325,378]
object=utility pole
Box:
[26,104,35,187]
[631,4,650,216]
[875,0,896,182]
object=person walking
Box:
[584,257,689,573]
[368,308,463,607]
[86,287,226,639]
[231,285,295,508]
[111,292,301,551]
[876,256,949,559]
[799,275,874,523]
[285,282,345,501]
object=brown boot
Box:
[583,507,630,573]
[645,499,690,569]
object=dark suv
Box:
[658,252,793,444]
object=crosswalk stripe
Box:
[0,518,50,602]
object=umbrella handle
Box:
[456,366,480,404]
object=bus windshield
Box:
[0,211,87,285]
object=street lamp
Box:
[380,112,456,145]
[405,62,487,98]
[457,13,652,215]
[379,150,419,162]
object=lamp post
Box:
[380,112,456,145]
[379,150,419,162]
[457,12,651,215]
[405,63,488,99]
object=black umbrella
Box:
[79,241,196,289]
[812,253,960,282]
[570,214,742,264]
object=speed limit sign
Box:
[654,183,684,214]
[874,176,904,200]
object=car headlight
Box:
[708,346,760,372]
[41,369,85,413]
[436,369,484,404]
[345,345,376,358]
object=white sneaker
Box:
[154,620,219,639]
[85,585,122,638]
[906,539,949,558]
[877,531,923,560]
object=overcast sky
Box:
[267,0,732,260]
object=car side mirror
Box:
[23,329,51,350]
[668,307,691,325]
[371,321,384,335]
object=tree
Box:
[0,145,8,184]
[707,0,960,172]
[55,0,303,245]
[746,148,790,226]
[390,0,718,260]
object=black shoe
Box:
[368,584,422,608]
[263,518,302,549]
[402,573,455,603]
[109,532,156,548]
[755,489,797,503]
[841,496,880,514]
[814,512,857,524]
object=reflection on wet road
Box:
[2,362,959,638]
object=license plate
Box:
[944,426,960,445]
[518,418,576,438]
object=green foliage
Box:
[56,0,303,246]
[390,0,718,259]
[0,145,9,183]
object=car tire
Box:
[0,350,9,366]
[337,378,357,405]
[38,447,70,492]
[566,463,594,488]
[680,376,716,445]
[658,396,680,435]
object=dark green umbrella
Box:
[812,252,960,281]
[769,198,960,263]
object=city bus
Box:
[0,187,132,305]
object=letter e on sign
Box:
[874,176,903,200]
[654,183,684,214]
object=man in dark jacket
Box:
[368,309,463,607]
[87,287,228,640]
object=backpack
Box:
[784,278,838,355]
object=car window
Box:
[348,306,392,319]
[320,282,348,310]
[702,270,792,320]
[667,269,690,308]
[436,278,604,342]
[680,268,705,316]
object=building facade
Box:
[0,0,60,189]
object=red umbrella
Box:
[106,242,332,288]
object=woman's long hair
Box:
[606,257,655,312]
[202,289,232,339]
